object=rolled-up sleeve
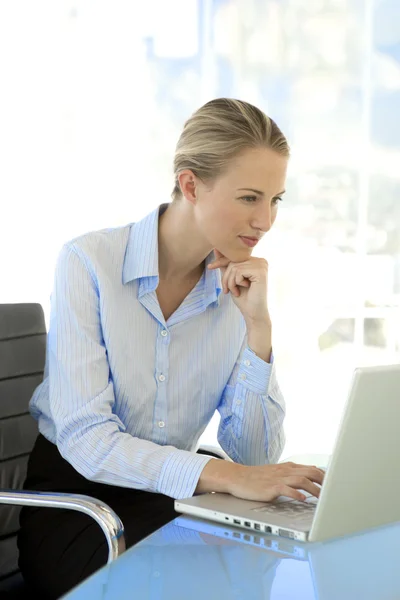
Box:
[217,339,286,465]
[47,243,212,499]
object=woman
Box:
[18,98,324,598]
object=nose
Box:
[252,202,272,233]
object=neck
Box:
[158,201,212,281]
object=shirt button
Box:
[244,360,251,367]
[158,421,165,428]
[158,374,166,382]
[236,400,242,406]
[239,373,246,380]
[161,330,168,337]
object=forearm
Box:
[216,339,286,465]
[218,388,286,465]
[54,389,211,499]
[246,316,272,363]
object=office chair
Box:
[0,304,125,597]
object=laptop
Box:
[175,364,400,543]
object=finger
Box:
[313,465,327,477]
[226,264,250,289]
[284,476,322,498]
[222,263,234,294]
[239,279,251,288]
[226,265,240,297]
[285,463,326,480]
[208,249,228,270]
[208,257,231,270]
[227,267,240,297]
[272,485,307,502]
[234,270,248,290]
[291,467,325,486]
[234,273,251,292]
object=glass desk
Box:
[63,514,400,600]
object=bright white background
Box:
[1,0,399,460]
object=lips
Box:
[239,236,259,248]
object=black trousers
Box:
[17,434,179,599]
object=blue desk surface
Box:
[64,516,400,600]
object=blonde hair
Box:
[172,98,290,201]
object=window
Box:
[1,0,399,458]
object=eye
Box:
[240,195,257,203]
[272,196,283,205]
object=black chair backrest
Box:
[0,304,46,586]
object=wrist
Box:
[245,313,272,332]
[196,459,245,495]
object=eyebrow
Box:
[237,188,286,197]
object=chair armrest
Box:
[0,490,125,563]
[198,445,232,461]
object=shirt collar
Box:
[122,203,222,305]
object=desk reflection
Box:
[65,518,400,600]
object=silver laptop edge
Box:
[175,490,311,542]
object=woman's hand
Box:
[207,249,269,325]
[196,460,325,502]
[226,462,324,502]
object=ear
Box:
[178,170,198,204]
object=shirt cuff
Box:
[157,450,214,499]
[236,346,273,395]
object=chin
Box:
[227,247,253,262]
[213,238,252,261]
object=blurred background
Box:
[0,0,399,459]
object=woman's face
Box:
[193,147,288,261]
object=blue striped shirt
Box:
[30,203,286,499]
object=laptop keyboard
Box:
[252,497,317,520]
[250,467,325,525]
